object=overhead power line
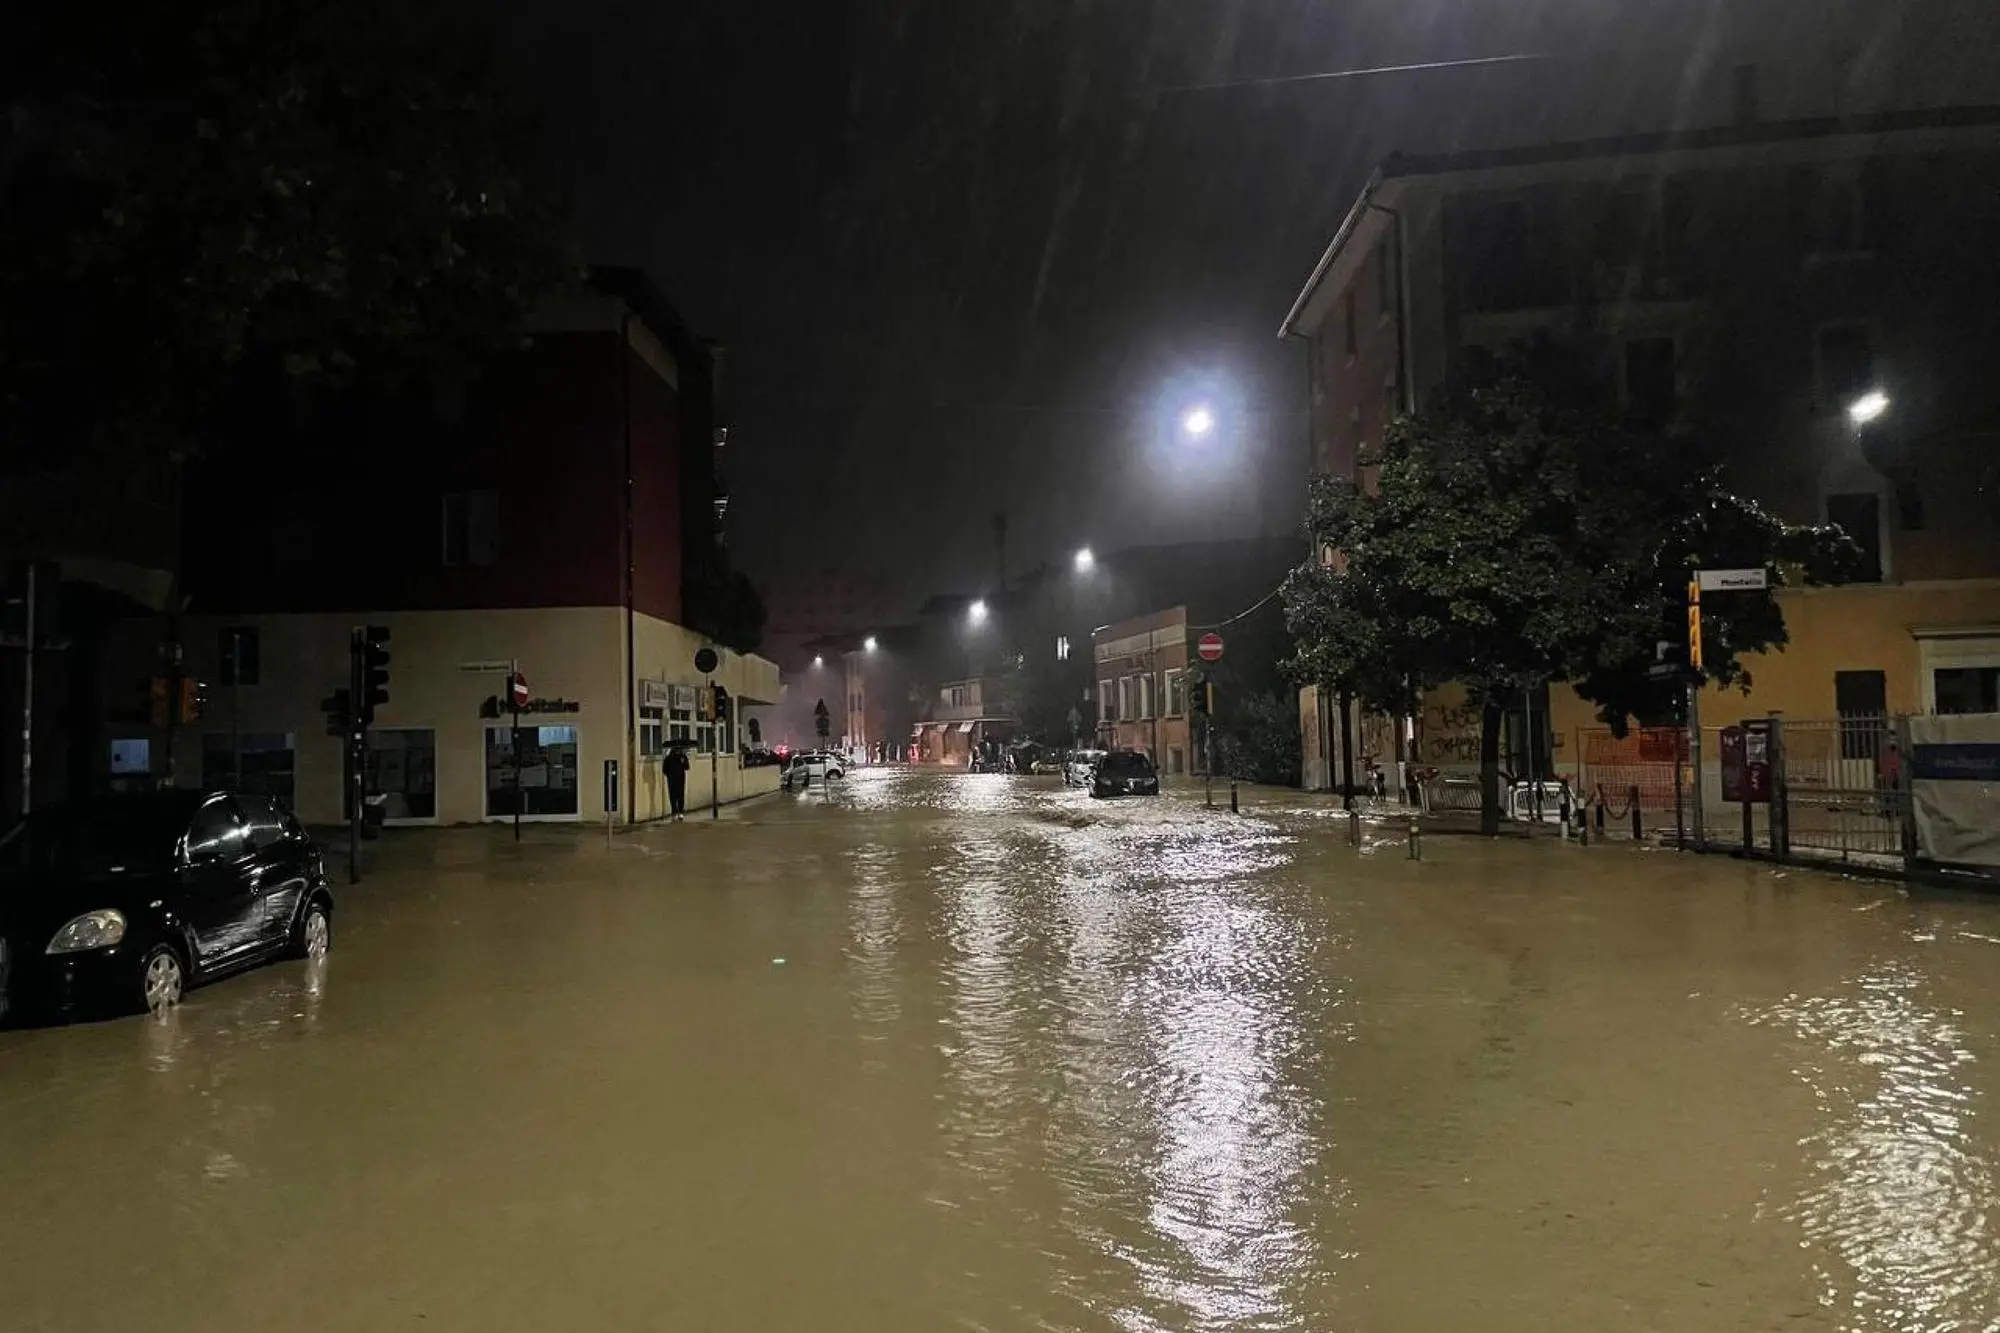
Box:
[1159,52,1552,96]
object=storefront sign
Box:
[671,684,699,713]
[480,695,581,718]
[640,680,673,709]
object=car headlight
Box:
[45,909,127,955]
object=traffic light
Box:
[1192,680,1215,716]
[179,678,205,723]
[711,684,729,721]
[321,688,353,738]
[359,625,390,724]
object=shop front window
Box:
[368,728,437,820]
[639,707,665,759]
[202,732,296,810]
[485,725,580,818]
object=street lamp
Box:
[968,599,988,626]
[1181,404,1215,438]
[1847,389,1890,426]
[1073,547,1094,573]
[812,654,824,669]
[864,635,879,653]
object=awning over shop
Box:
[956,721,975,733]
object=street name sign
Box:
[1696,568,1768,592]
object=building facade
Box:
[107,269,779,825]
[1281,105,2000,787]
[911,677,1015,766]
[1093,608,1195,775]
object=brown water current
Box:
[4,770,1999,1331]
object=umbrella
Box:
[665,736,698,749]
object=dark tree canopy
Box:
[1,0,571,481]
[1285,363,1862,830]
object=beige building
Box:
[121,608,778,827]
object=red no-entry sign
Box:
[1197,632,1225,663]
[508,671,530,709]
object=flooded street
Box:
[6,770,2000,1332]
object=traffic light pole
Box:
[17,564,34,815]
[511,657,522,845]
[348,627,363,884]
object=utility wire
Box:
[1159,52,1552,96]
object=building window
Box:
[109,738,150,776]
[1826,492,1883,582]
[947,684,969,708]
[1098,679,1114,722]
[1835,670,1886,760]
[201,732,297,809]
[639,706,665,759]
[485,724,579,818]
[1116,677,1134,722]
[1137,673,1156,720]
[1168,745,1185,776]
[1797,170,1867,255]
[1624,337,1677,426]
[1165,669,1186,717]
[1343,289,1358,357]
[218,626,260,686]
[442,489,500,567]
[669,690,694,745]
[1375,236,1395,322]
[1935,668,2000,716]
[367,728,437,820]
[1056,634,1071,662]
[1815,324,1875,407]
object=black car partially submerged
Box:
[1091,749,1161,798]
[0,791,334,1022]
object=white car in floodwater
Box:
[784,751,845,791]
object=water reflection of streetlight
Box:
[1848,390,1890,426]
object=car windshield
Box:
[0,798,193,880]
[1099,752,1153,776]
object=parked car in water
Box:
[0,791,334,1022]
[1091,749,1161,798]
[1063,749,1106,787]
[783,750,846,790]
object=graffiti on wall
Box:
[1422,699,1483,765]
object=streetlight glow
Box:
[863,635,879,653]
[968,599,988,625]
[812,654,824,668]
[1182,405,1215,437]
[1847,390,1890,426]
[1073,547,1094,573]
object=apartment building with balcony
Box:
[1281,104,2000,786]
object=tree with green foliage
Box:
[2,0,570,492]
[1285,373,1860,833]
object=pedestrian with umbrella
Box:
[665,737,693,821]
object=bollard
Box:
[1630,784,1642,841]
[1229,781,1239,814]
[1347,809,1362,847]
[1578,804,1590,845]
[1407,814,1422,860]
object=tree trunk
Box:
[1479,696,1504,835]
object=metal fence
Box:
[1574,715,1918,871]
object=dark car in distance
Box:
[0,791,334,1022]
[1091,749,1161,799]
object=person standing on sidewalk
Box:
[665,744,690,821]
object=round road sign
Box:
[508,672,530,708]
[1197,632,1225,663]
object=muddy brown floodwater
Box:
[5,771,2000,1331]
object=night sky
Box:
[476,0,1998,610]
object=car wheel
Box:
[138,943,186,1017]
[292,897,332,961]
